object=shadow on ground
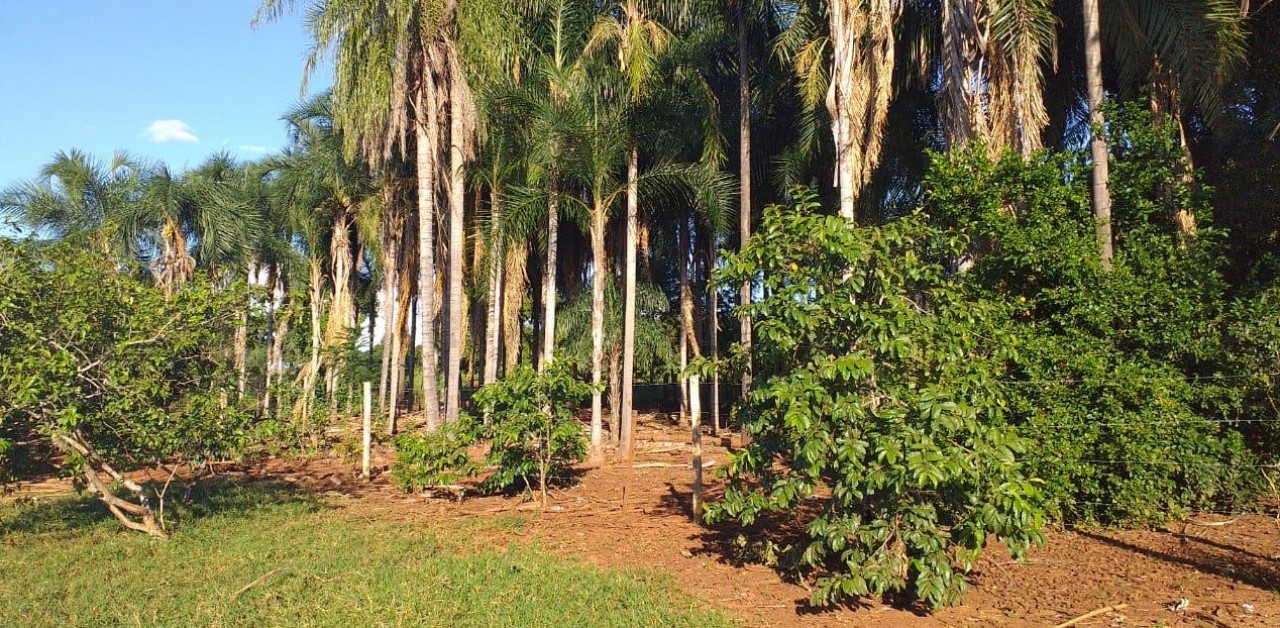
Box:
[650,481,934,617]
[1,477,321,538]
[1077,528,1280,592]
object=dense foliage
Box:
[393,365,593,505]
[705,189,1045,609]
[0,241,249,535]
[922,108,1271,524]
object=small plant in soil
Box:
[393,364,592,506]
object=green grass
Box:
[0,482,733,627]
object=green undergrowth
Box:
[0,481,732,627]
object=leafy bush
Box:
[706,188,1045,610]
[391,418,479,491]
[472,365,592,500]
[921,115,1264,525]
[0,241,248,536]
[392,364,592,505]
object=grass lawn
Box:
[0,482,733,627]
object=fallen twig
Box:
[633,461,718,469]
[1051,603,1128,628]
[1185,517,1239,527]
[231,568,285,600]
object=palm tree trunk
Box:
[678,221,690,426]
[378,193,399,413]
[263,265,284,416]
[503,241,527,377]
[386,265,405,433]
[939,0,986,148]
[540,185,560,371]
[589,206,607,461]
[680,222,702,433]
[404,298,418,411]
[1150,60,1197,238]
[827,0,895,221]
[620,143,639,459]
[234,260,252,402]
[707,232,720,435]
[1083,0,1114,270]
[417,93,444,431]
[445,77,466,425]
[484,186,503,386]
[324,212,356,416]
[294,257,324,422]
[738,2,753,432]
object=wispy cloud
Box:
[144,119,199,143]
[237,144,270,154]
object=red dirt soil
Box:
[10,414,1280,627]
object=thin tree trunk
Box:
[417,93,443,430]
[609,349,621,445]
[445,76,466,425]
[678,220,690,426]
[404,298,418,411]
[484,186,503,386]
[387,267,406,433]
[620,143,639,459]
[738,4,753,436]
[263,265,284,416]
[54,434,166,538]
[1083,0,1114,270]
[378,217,397,413]
[262,266,275,415]
[589,206,607,461]
[234,261,252,402]
[707,232,720,434]
[689,372,702,523]
[540,185,559,371]
[376,196,396,411]
[680,223,703,436]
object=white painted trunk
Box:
[620,144,639,459]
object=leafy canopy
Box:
[706,188,1045,610]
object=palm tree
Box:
[585,0,675,459]
[934,0,1055,155]
[1,149,144,256]
[256,0,454,429]
[775,0,895,220]
[1083,0,1114,269]
[271,94,377,420]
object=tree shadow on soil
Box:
[1077,529,1280,592]
[655,482,934,618]
[1,477,321,538]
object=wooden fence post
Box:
[362,381,372,479]
[690,374,703,523]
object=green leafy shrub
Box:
[392,364,592,505]
[921,116,1263,524]
[391,418,480,491]
[473,365,592,500]
[0,240,248,536]
[706,188,1045,610]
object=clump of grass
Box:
[0,481,732,627]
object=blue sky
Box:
[0,1,331,188]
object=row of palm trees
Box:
[4,0,1266,463]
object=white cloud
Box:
[237,144,270,154]
[144,119,199,143]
